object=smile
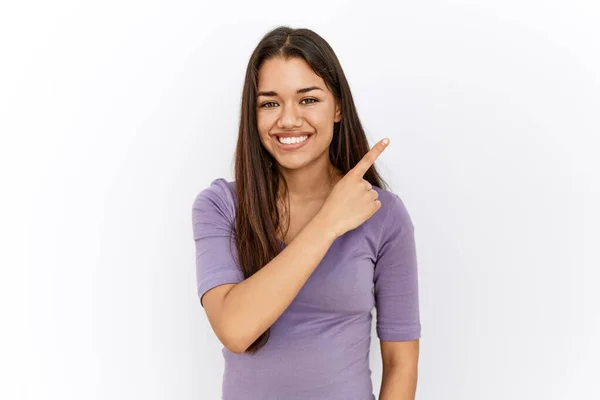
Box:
[278,135,308,144]
[275,134,312,150]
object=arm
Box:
[197,141,390,354]
[373,192,421,398]
[202,214,336,354]
[378,339,420,400]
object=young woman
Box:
[192,26,421,400]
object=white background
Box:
[1,0,599,399]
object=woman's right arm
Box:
[202,215,336,354]
[201,138,390,354]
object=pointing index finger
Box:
[351,138,390,177]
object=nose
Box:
[276,103,302,129]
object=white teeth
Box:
[278,135,308,144]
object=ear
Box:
[334,100,342,123]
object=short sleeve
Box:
[373,193,421,341]
[191,179,244,307]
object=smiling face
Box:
[256,57,342,172]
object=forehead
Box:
[257,57,328,93]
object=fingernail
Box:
[382,138,389,145]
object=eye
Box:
[300,98,318,105]
[260,101,279,108]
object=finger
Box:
[369,189,378,200]
[373,199,382,212]
[351,138,390,177]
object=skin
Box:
[379,340,420,400]
[202,56,418,398]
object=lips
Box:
[272,132,314,139]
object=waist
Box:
[222,342,373,399]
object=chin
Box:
[274,156,313,171]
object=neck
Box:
[276,154,342,202]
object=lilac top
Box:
[192,178,421,400]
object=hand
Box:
[318,138,390,238]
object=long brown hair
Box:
[233,26,389,353]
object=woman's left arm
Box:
[378,339,420,400]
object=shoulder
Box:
[370,185,414,231]
[365,186,415,255]
[191,178,237,222]
[353,185,414,257]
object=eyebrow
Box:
[256,86,324,97]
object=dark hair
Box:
[233,26,388,353]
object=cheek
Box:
[256,112,275,135]
[307,106,335,126]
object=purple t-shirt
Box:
[192,178,421,400]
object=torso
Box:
[196,178,415,400]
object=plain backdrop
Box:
[1,0,599,399]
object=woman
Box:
[192,26,421,400]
